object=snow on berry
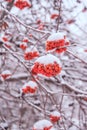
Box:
[22,37,29,43]
[31,54,62,77]
[32,54,61,65]
[50,111,61,123]
[33,119,53,130]
[46,32,70,54]
[24,46,39,60]
[22,81,37,94]
[14,0,31,10]
[20,42,27,50]
[0,70,11,80]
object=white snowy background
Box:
[0,0,87,130]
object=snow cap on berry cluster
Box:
[34,54,61,65]
[33,119,53,130]
[47,32,66,41]
[22,81,37,89]
[25,46,38,53]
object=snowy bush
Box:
[0,0,87,130]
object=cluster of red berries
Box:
[32,62,61,77]
[22,85,37,94]
[22,38,29,43]
[0,70,11,80]
[24,51,39,60]
[14,0,31,10]
[46,32,70,54]
[2,37,8,42]
[46,39,69,54]
[1,36,11,49]
[1,74,11,80]
[20,42,27,50]
[49,111,61,123]
[22,81,37,94]
[20,38,29,50]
